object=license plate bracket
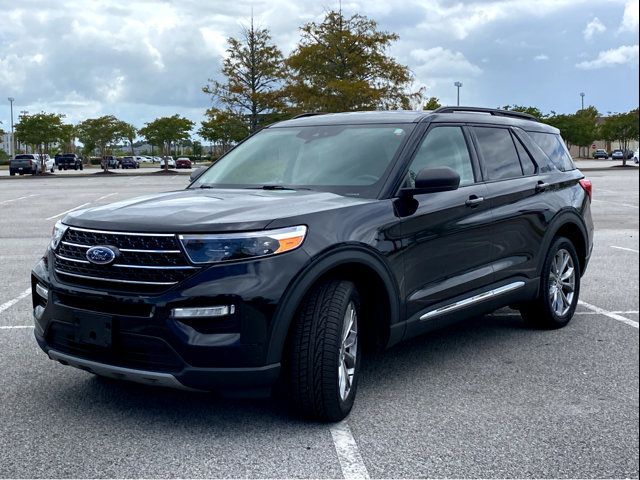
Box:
[74,313,112,347]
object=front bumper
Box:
[31,247,310,391]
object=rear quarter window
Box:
[526,131,575,171]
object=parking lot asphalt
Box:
[0,169,637,478]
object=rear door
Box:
[470,125,553,285]
[399,124,494,329]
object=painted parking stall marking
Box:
[0,288,32,315]
[578,300,639,329]
[610,245,639,253]
[46,203,91,220]
[330,421,370,480]
[0,194,38,205]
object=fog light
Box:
[35,283,49,300]
[171,305,235,318]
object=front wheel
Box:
[288,279,361,421]
[519,237,580,329]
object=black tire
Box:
[9,170,15,176]
[288,279,362,421]
[79,164,83,171]
[519,236,581,329]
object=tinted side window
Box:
[473,127,522,180]
[513,136,536,175]
[526,131,575,171]
[407,126,474,187]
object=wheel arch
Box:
[266,245,402,364]
[538,209,589,277]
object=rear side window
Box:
[472,127,522,180]
[526,131,575,171]
[14,155,35,160]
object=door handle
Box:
[535,181,549,192]
[465,195,484,207]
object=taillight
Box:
[579,178,592,201]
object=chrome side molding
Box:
[420,281,525,321]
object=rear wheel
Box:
[9,170,15,176]
[519,237,580,329]
[288,279,361,421]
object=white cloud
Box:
[618,0,639,33]
[411,47,483,78]
[534,54,549,61]
[583,17,606,40]
[576,44,639,69]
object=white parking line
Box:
[330,421,370,480]
[578,300,639,329]
[592,199,639,209]
[46,203,91,220]
[96,193,118,202]
[0,194,38,205]
[611,245,639,253]
[0,325,34,330]
[0,288,32,314]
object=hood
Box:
[63,188,374,233]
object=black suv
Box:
[31,107,593,421]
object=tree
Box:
[139,115,194,170]
[58,124,76,153]
[285,10,420,112]
[545,107,599,157]
[119,122,137,156]
[14,112,65,174]
[192,141,203,161]
[423,97,441,110]
[199,108,249,155]
[75,116,128,171]
[600,109,639,166]
[203,19,285,133]
[501,105,545,119]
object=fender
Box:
[535,207,589,277]
[265,245,402,364]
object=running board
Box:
[420,281,525,321]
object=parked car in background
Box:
[56,153,83,171]
[633,149,639,164]
[120,156,140,169]
[593,149,608,159]
[159,156,176,168]
[152,156,162,163]
[176,157,192,169]
[9,154,40,175]
[611,149,624,160]
[102,155,120,169]
[136,156,152,163]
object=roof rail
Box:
[291,112,327,119]
[432,106,540,122]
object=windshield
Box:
[191,123,414,197]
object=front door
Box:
[399,125,495,333]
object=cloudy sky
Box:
[0,0,638,133]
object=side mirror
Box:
[190,166,207,182]
[401,167,461,197]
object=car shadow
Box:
[46,311,531,426]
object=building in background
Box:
[1,132,13,155]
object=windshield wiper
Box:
[197,184,214,189]
[244,185,310,191]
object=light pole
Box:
[580,92,585,110]
[7,97,15,158]
[454,82,463,106]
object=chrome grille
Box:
[53,227,199,293]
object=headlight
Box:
[50,221,69,250]
[179,226,307,264]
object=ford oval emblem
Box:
[86,246,117,265]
